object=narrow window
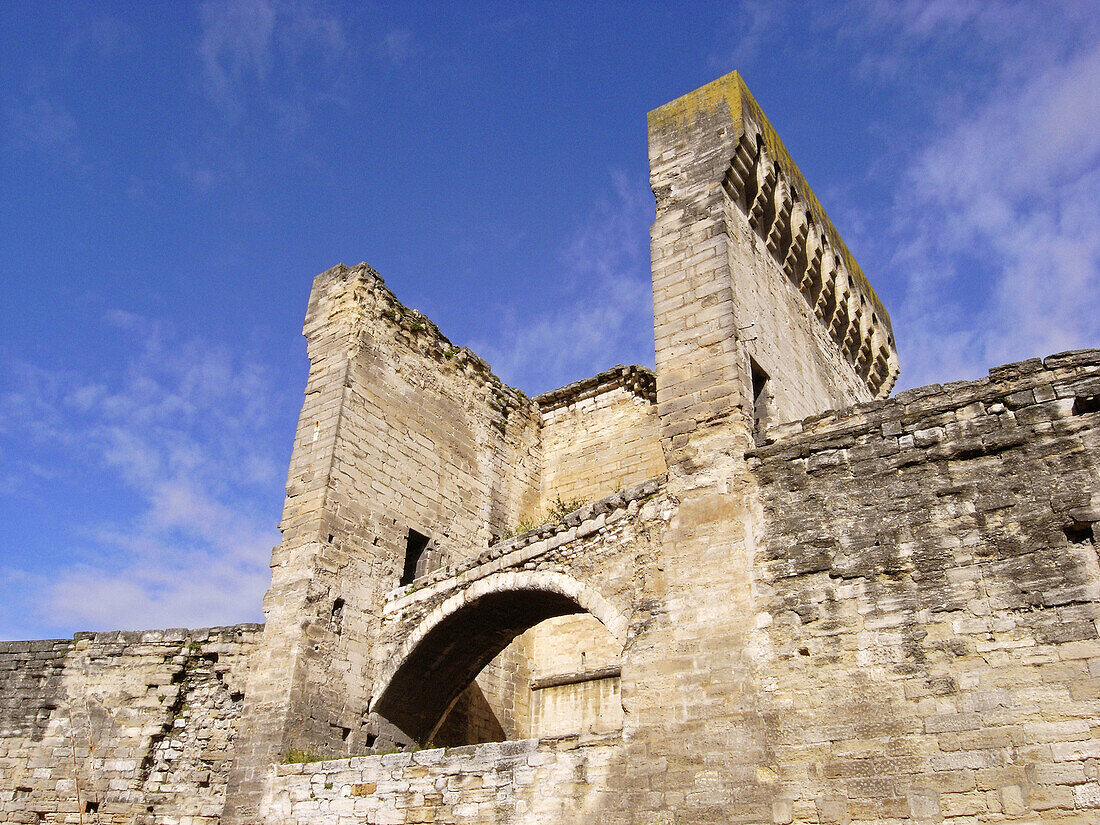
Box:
[750,358,770,439]
[330,598,345,634]
[401,529,430,585]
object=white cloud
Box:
[890,32,1100,387]
[382,28,418,66]
[707,0,778,73]
[199,0,278,109]
[0,314,288,637]
[3,96,83,167]
[197,0,346,113]
[471,172,655,394]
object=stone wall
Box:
[334,350,1100,824]
[0,624,260,824]
[261,736,622,824]
[526,614,623,738]
[535,366,665,513]
[749,350,1100,822]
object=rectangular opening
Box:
[401,528,430,585]
[750,358,770,439]
[1072,394,1100,416]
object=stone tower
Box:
[221,69,903,822]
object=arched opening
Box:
[371,576,625,748]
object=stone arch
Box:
[371,571,628,745]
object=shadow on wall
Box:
[370,588,625,750]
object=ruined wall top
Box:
[648,70,891,336]
[534,365,656,414]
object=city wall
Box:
[0,624,261,824]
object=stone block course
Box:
[0,624,261,823]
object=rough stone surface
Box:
[0,625,261,824]
[3,70,1098,824]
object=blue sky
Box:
[2,2,1098,639]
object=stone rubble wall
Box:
[0,624,261,824]
[261,736,623,825]
[749,350,1100,822]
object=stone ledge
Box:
[68,622,265,645]
[385,475,667,608]
[530,665,621,691]
[535,364,657,413]
[750,349,1100,462]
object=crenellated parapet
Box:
[722,92,899,398]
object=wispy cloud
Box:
[0,313,289,637]
[197,0,346,114]
[473,172,655,393]
[382,28,419,66]
[3,95,83,168]
[199,0,278,111]
[707,0,778,72]
[875,9,1100,386]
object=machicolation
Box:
[3,70,1099,825]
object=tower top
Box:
[649,70,892,339]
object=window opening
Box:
[750,358,770,439]
[401,529,431,586]
[1072,394,1100,416]
[330,597,345,633]
[1064,521,1095,545]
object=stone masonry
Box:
[3,71,1098,824]
[0,625,261,824]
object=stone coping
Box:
[1,622,264,650]
[535,364,657,413]
[751,349,1100,461]
[272,731,622,777]
[386,475,667,607]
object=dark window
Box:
[750,358,770,438]
[401,529,431,585]
[1064,522,1095,545]
[1072,394,1100,416]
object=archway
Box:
[371,572,626,747]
